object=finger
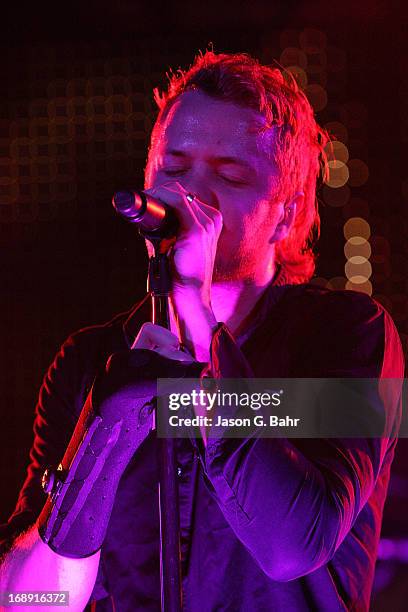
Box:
[171,183,223,236]
[144,184,200,233]
[132,322,180,350]
[146,183,222,235]
[154,346,196,363]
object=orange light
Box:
[344,237,371,260]
[324,141,349,163]
[345,259,372,282]
[325,161,349,188]
[345,279,372,295]
[343,217,371,241]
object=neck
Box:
[210,262,277,335]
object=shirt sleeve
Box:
[0,333,90,557]
[199,291,405,581]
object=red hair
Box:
[149,51,329,284]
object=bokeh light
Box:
[345,258,372,282]
[324,141,349,163]
[344,216,373,294]
[285,65,308,89]
[345,279,373,295]
[343,217,371,240]
[324,121,348,143]
[279,47,308,69]
[325,160,349,188]
[344,236,372,260]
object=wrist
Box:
[170,289,217,362]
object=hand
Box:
[143,182,221,362]
[144,181,223,303]
[132,322,195,363]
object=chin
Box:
[212,257,257,283]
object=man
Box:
[0,51,404,611]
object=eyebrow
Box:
[165,149,255,170]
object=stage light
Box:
[324,121,348,143]
[285,66,308,89]
[324,141,349,164]
[343,217,371,240]
[325,160,349,188]
[344,237,371,260]
[345,258,372,282]
[345,279,373,295]
[343,217,373,294]
[279,47,308,69]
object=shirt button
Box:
[177,466,182,477]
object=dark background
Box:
[0,1,407,607]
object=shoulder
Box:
[41,305,138,406]
[281,284,403,377]
[284,283,384,324]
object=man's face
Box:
[145,90,287,282]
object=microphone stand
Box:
[147,235,182,612]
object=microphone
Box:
[112,190,178,238]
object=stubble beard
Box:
[212,237,261,283]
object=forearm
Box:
[0,525,99,611]
[203,434,385,581]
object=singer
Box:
[0,51,404,611]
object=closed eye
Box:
[162,168,188,176]
[219,175,248,186]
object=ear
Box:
[269,192,304,244]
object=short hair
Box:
[148,50,329,284]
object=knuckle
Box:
[140,322,155,333]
